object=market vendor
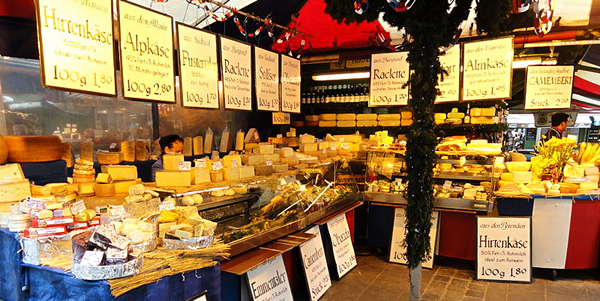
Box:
[541,113,569,143]
[151,134,184,181]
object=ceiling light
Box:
[512,57,542,69]
[312,72,370,81]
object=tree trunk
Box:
[409,262,422,301]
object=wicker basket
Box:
[5,136,63,163]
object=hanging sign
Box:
[281,55,301,113]
[177,24,219,109]
[246,255,293,301]
[369,52,410,106]
[272,112,290,125]
[220,36,252,111]
[462,36,513,101]
[326,214,357,279]
[476,216,532,282]
[118,0,175,102]
[534,111,577,127]
[299,226,331,301]
[35,0,116,95]
[436,46,461,103]
[254,47,280,111]
[524,65,574,110]
[389,208,439,268]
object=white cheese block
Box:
[0,163,25,182]
[585,166,599,175]
[191,168,211,184]
[128,229,145,244]
[580,181,598,190]
[101,165,138,181]
[0,181,31,203]
[258,143,275,155]
[512,171,533,184]
[337,113,356,121]
[279,147,295,158]
[122,217,139,226]
[175,229,193,239]
[156,171,191,187]
[378,114,401,121]
[138,221,155,232]
[356,114,378,121]
[223,155,242,168]
[319,121,337,127]
[239,166,255,179]
[223,167,241,181]
[159,222,176,238]
[242,154,264,166]
[378,120,401,127]
[163,154,184,171]
[357,120,378,127]
[183,137,193,157]
[337,120,356,127]
[192,136,204,155]
[585,175,600,183]
[319,114,337,121]
[300,143,318,153]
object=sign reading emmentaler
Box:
[462,37,513,101]
[281,55,301,113]
[118,0,175,102]
[524,65,574,110]
[177,24,219,109]
[220,36,252,111]
[326,214,357,279]
[476,216,531,282]
[35,0,116,95]
[254,47,280,111]
[436,46,461,103]
[246,255,293,301]
[369,52,410,106]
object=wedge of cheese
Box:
[101,165,138,181]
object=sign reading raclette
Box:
[118,0,175,102]
[177,24,219,109]
[35,0,116,95]
[436,46,461,103]
[524,65,574,110]
[369,52,410,106]
[280,55,301,113]
[462,36,513,101]
[220,36,252,111]
[254,47,280,112]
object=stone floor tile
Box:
[466,289,486,298]
[468,281,488,291]
[547,289,589,301]
[442,289,465,300]
[447,278,469,292]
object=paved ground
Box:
[319,253,600,301]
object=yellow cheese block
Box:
[191,167,211,184]
[163,154,184,171]
[512,171,532,184]
[121,141,136,162]
[337,121,356,127]
[480,107,496,117]
[356,114,378,121]
[259,143,275,155]
[447,108,465,119]
[319,121,337,127]
[281,156,299,166]
[223,155,242,168]
[114,179,142,195]
[101,165,138,181]
[319,114,337,121]
[471,116,495,124]
[378,114,401,121]
[96,152,122,165]
[434,113,447,119]
[78,183,95,196]
[332,135,361,143]
[401,111,413,120]
[357,120,378,127]
[156,171,191,187]
[300,143,318,153]
[210,170,223,182]
[272,162,288,173]
[337,114,356,121]
[223,167,241,181]
[255,164,274,176]
[192,136,204,155]
[580,181,598,190]
[94,183,116,197]
[0,180,30,203]
[299,134,316,144]
[279,147,295,158]
[401,119,413,126]
[0,163,25,182]
[318,142,329,150]
[183,137,193,157]
[500,173,514,182]
[242,154,264,166]
[240,166,255,179]
[379,120,401,127]
[263,153,281,163]
[96,173,113,184]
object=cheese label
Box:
[212,161,223,170]
[341,143,349,150]
[70,200,86,214]
[159,200,175,211]
[266,159,273,166]
[110,143,117,149]
[26,197,46,210]
[195,159,207,168]
[443,181,452,190]
[231,159,239,167]
[178,161,192,171]
[110,205,127,216]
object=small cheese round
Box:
[181,195,194,206]
[192,194,203,205]
[225,189,235,196]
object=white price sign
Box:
[220,36,252,111]
[369,52,410,106]
[246,255,293,301]
[476,216,531,282]
[300,226,331,301]
[524,65,574,110]
[280,55,301,113]
[389,208,439,268]
[436,46,461,103]
[36,0,116,96]
[254,47,280,111]
[326,214,357,279]
[177,24,219,109]
[462,36,513,101]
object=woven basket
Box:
[0,136,7,164]
[5,136,63,163]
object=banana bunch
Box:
[578,142,600,165]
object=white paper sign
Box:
[272,112,290,125]
[476,216,531,282]
[255,47,280,111]
[389,208,439,268]
[36,0,116,95]
[462,37,513,101]
[326,214,357,278]
[300,226,331,301]
[436,46,461,103]
[369,52,410,106]
[118,0,175,102]
[524,65,574,110]
[220,36,252,111]
[246,255,293,301]
[177,24,219,108]
[281,55,301,113]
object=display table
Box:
[496,194,600,269]
[0,228,26,301]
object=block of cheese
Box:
[356,114,378,121]
[0,163,25,182]
[318,141,329,150]
[305,115,319,122]
[96,173,113,184]
[326,149,338,157]
[401,111,413,120]
[379,120,401,127]
[135,141,150,161]
[183,137,193,156]
[239,166,255,179]
[220,128,232,153]
[319,121,337,127]
[242,154,264,166]
[192,136,204,155]
[585,166,599,175]
[272,162,288,173]
[79,141,94,163]
[191,167,211,184]
[159,222,176,238]
[204,128,214,154]
[78,183,95,196]
[434,113,447,120]
[223,167,241,181]
[279,147,295,158]
[480,107,496,117]
[255,164,274,176]
[121,141,136,162]
[281,156,300,166]
[94,183,116,197]
[512,171,532,184]
[235,130,245,151]
[223,155,242,168]
[378,114,401,121]
[471,116,495,124]
[586,175,600,183]
[337,120,356,127]
[300,143,318,153]
[156,171,191,187]
[101,165,138,181]
[163,154,184,171]
[319,114,337,121]
[500,173,514,182]
[580,181,598,190]
[263,153,281,163]
[114,179,141,195]
[333,135,360,143]
[259,143,275,155]
[401,119,413,126]
[337,113,356,121]
[0,180,30,203]
[357,120,378,127]
[299,134,315,144]
[447,108,465,119]
[210,170,223,182]
[96,152,122,165]
[564,164,585,178]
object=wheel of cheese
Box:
[0,136,7,164]
[5,136,63,163]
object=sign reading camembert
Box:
[369,52,410,106]
[299,226,331,301]
[246,255,293,301]
[220,36,252,111]
[476,216,531,282]
[462,37,513,101]
[36,0,116,95]
[524,65,574,110]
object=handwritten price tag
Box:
[110,205,126,216]
[179,161,192,170]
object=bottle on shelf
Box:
[464,104,471,124]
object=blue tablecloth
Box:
[21,160,67,186]
[0,228,27,301]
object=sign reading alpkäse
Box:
[35,0,116,95]
[524,65,574,110]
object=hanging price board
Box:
[436,46,461,103]
[254,46,280,111]
[524,65,574,110]
[220,36,252,111]
[462,36,513,101]
[280,55,301,113]
[369,52,410,106]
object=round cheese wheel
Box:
[5,136,63,163]
[0,136,7,164]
